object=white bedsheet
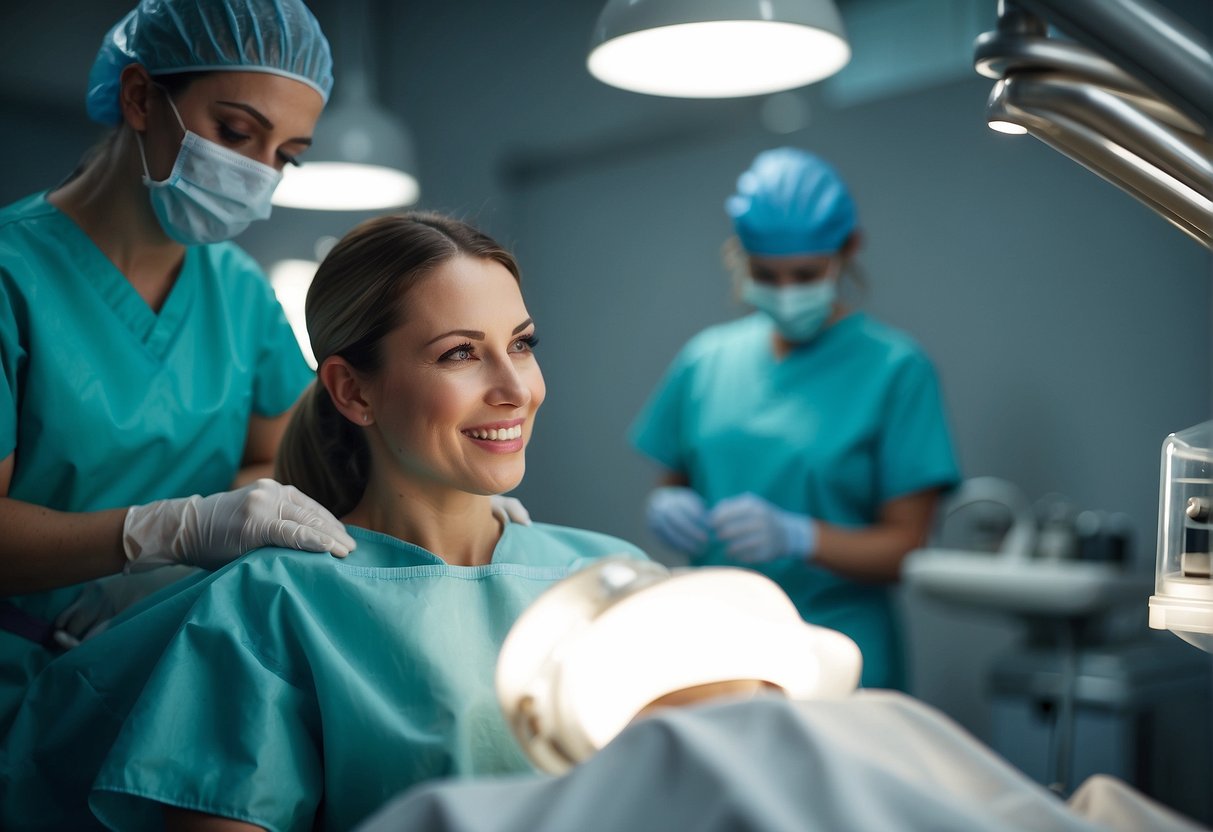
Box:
[357,690,1207,832]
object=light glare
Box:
[269,258,319,369]
[273,163,420,211]
[561,590,819,748]
[988,119,1029,135]
[588,20,850,98]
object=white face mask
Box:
[742,276,838,343]
[137,92,283,245]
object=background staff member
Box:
[630,147,961,689]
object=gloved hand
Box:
[54,565,199,645]
[491,495,532,526]
[646,486,710,556]
[708,493,817,564]
[123,478,357,573]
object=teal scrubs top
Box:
[0,521,645,832]
[629,312,960,689]
[0,192,313,733]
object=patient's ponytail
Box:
[276,382,369,517]
[273,211,521,516]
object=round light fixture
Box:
[272,92,420,211]
[588,0,851,98]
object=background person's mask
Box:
[742,278,838,343]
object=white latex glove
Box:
[645,486,710,556]
[491,495,532,525]
[53,565,198,645]
[708,493,817,564]
[123,479,357,573]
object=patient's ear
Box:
[319,356,374,426]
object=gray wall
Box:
[2,0,1210,815]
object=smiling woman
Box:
[277,213,549,565]
[0,213,647,832]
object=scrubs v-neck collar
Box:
[44,193,197,360]
[767,310,864,367]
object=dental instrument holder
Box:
[1149,420,1213,653]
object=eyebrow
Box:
[215,101,313,145]
[425,318,534,346]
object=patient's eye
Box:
[440,343,475,362]
[511,334,539,354]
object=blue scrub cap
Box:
[726,147,858,256]
[86,0,334,125]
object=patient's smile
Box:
[464,423,524,441]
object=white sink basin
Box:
[904,548,1153,618]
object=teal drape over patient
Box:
[0,191,313,732]
[0,521,645,832]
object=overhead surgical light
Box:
[587,0,851,98]
[272,0,419,211]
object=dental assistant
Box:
[629,147,960,690]
[0,0,356,735]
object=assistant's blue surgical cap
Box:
[86,0,334,125]
[726,148,858,256]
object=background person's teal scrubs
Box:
[0,521,646,831]
[630,311,960,690]
[0,191,313,734]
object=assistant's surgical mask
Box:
[742,270,839,343]
[137,92,283,245]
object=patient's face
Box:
[634,680,782,720]
[368,255,544,496]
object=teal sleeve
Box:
[0,255,27,459]
[628,341,698,473]
[877,352,961,502]
[90,577,323,832]
[243,256,313,418]
[0,571,213,831]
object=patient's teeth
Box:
[466,425,523,440]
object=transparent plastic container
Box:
[1149,420,1213,652]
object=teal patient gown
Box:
[0,521,645,832]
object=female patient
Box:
[0,213,644,831]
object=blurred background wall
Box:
[2,0,1210,813]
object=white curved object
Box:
[496,557,861,773]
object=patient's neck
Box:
[343,478,502,567]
